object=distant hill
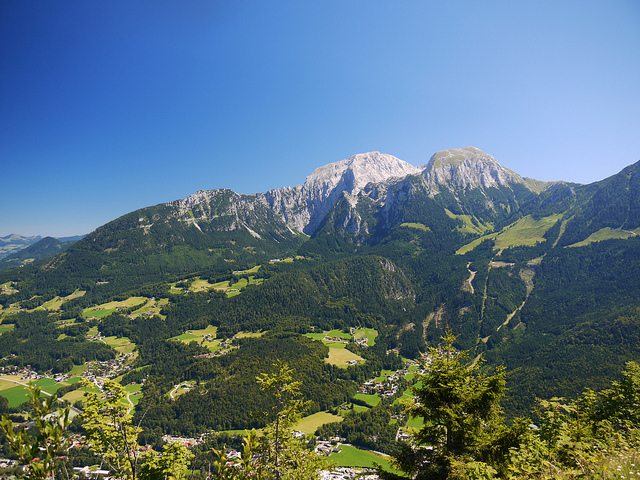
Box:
[0,236,80,270]
[0,234,42,259]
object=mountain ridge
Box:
[2,146,640,442]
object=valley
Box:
[1,147,640,477]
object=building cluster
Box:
[315,440,342,455]
[6,367,42,381]
[324,335,349,344]
[162,432,211,447]
[320,467,378,480]
[85,353,134,379]
[358,376,400,399]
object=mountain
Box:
[0,236,79,271]
[2,146,640,434]
[0,234,42,259]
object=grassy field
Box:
[336,403,369,417]
[304,329,352,344]
[294,411,343,434]
[192,275,265,298]
[568,227,640,248]
[102,336,136,354]
[0,383,32,407]
[234,265,261,274]
[41,296,64,310]
[353,328,378,346]
[189,277,215,291]
[326,348,364,367]
[304,330,364,367]
[445,209,494,235]
[0,323,15,335]
[400,222,429,231]
[174,333,200,341]
[0,375,86,408]
[353,393,381,407]
[394,388,414,406]
[406,415,425,429]
[235,330,264,338]
[41,290,87,311]
[457,214,562,254]
[330,444,395,471]
[131,297,168,317]
[83,296,147,318]
[124,383,143,406]
[68,364,88,376]
[62,382,100,406]
[171,381,196,399]
[1,282,19,294]
[374,369,397,382]
[171,326,256,352]
[173,325,220,350]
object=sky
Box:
[1,1,639,237]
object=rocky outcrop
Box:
[163,148,544,239]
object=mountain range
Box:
[2,146,640,431]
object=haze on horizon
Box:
[1,1,639,238]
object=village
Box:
[0,320,443,480]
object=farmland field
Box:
[294,411,343,434]
[103,336,136,354]
[174,325,220,349]
[83,296,147,318]
[354,328,378,346]
[336,403,369,417]
[326,348,364,367]
[0,375,82,408]
[353,393,381,407]
[330,444,394,471]
[0,323,15,334]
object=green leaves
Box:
[213,362,331,480]
[82,378,194,480]
[0,383,71,480]
[399,330,507,479]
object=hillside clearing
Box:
[457,214,562,254]
[567,227,640,248]
[294,411,343,434]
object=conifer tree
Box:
[213,361,330,479]
[395,330,506,479]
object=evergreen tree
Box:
[394,331,506,479]
[213,361,330,479]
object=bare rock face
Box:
[296,152,422,234]
[164,147,543,238]
[422,147,526,191]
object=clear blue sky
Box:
[2,1,639,237]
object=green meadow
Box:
[102,336,136,354]
[294,411,343,434]
[353,393,381,407]
[457,214,562,254]
[354,328,378,346]
[83,296,147,318]
[330,444,394,471]
[445,209,494,235]
[568,227,640,248]
[304,329,365,367]
[400,222,429,231]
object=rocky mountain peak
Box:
[423,147,525,190]
[302,151,422,199]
